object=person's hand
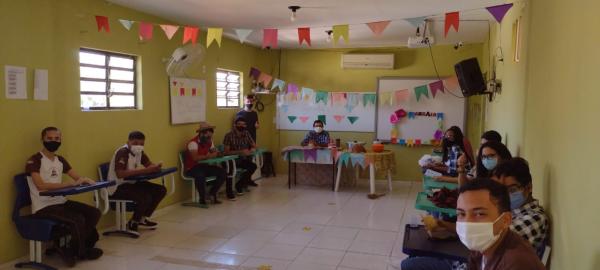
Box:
[457,154,467,168]
[210,152,219,158]
[147,164,161,173]
[433,176,443,181]
[72,178,84,186]
[242,149,252,156]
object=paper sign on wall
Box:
[5,66,27,99]
[34,69,48,101]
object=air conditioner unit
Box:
[341,54,394,69]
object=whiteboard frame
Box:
[375,76,467,144]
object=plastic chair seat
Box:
[14,216,57,242]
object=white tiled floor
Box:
[3,176,427,270]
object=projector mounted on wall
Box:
[407,36,435,48]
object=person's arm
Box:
[30,172,79,191]
[457,154,469,186]
[433,175,458,183]
[300,132,311,146]
[114,152,160,179]
[66,169,95,185]
[188,141,217,162]
[247,132,257,150]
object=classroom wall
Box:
[271,45,485,181]
[0,0,277,264]
[483,0,600,269]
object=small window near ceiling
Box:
[79,48,138,110]
[216,69,242,108]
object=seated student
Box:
[435,141,512,185]
[223,117,258,193]
[300,120,330,147]
[107,131,166,234]
[480,130,502,145]
[457,178,545,270]
[184,122,229,206]
[493,157,549,251]
[26,127,103,266]
[400,177,546,270]
[426,126,474,176]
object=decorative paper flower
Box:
[395,109,407,118]
[390,113,399,124]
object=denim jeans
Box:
[400,257,454,270]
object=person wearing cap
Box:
[223,117,258,193]
[236,94,259,142]
[184,122,229,205]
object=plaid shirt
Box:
[510,200,548,251]
[301,130,330,146]
[223,130,255,151]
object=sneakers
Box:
[84,247,103,260]
[139,217,158,229]
[248,181,258,187]
[126,220,141,236]
[212,196,222,204]
[227,195,237,201]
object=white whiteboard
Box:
[276,92,376,132]
[376,77,465,143]
[169,77,206,125]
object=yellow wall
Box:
[483,0,600,269]
[0,0,277,263]
[271,46,485,180]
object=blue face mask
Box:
[482,157,498,170]
[510,191,526,210]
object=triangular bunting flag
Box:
[347,116,359,124]
[315,91,329,105]
[362,93,377,107]
[366,21,391,36]
[235,29,253,44]
[287,83,299,95]
[301,87,315,101]
[379,92,392,106]
[95,15,110,33]
[332,25,349,45]
[444,76,459,90]
[486,4,514,23]
[395,90,409,103]
[118,19,133,31]
[298,27,311,46]
[183,26,200,45]
[257,73,273,88]
[138,22,153,41]
[318,115,327,125]
[299,116,310,123]
[249,67,261,80]
[206,28,223,47]
[160,25,179,40]
[405,16,427,28]
[334,115,344,123]
[263,29,278,48]
[288,116,297,123]
[271,79,286,91]
[429,80,444,98]
[414,85,430,101]
[444,12,460,37]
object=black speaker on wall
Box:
[454,58,486,97]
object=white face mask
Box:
[130,145,144,156]
[456,213,505,252]
[314,127,323,133]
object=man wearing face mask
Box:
[26,127,103,266]
[300,120,330,147]
[236,94,259,142]
[107,131,166,235]
[224,117,258,193]
[493,158,548,251]
[184,122,229,206]
[456,178,544,270]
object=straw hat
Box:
[196,122,215,132]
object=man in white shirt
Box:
[26,127,103,267]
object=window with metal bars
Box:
[216,69,241,108]
[79,48,137,110]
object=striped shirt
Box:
[223,130,255,151]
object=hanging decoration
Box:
[234,29,253,44]
[160,25,179,40]
[263,29,278,48]
[288,116,297,123]
[206,28,223,47]
[249,67,261,80]
[138,22,153,41]
[95,15,110,33]
[183,26,199,45]
[486,3,514,23]
[119,19,133,31]
[429,80,444,98]
[366,21,391,36]
[414,85,430,101]
[298,27,311,46]
[394,89,410,103]
[257,73,273,88]
[362,93,377,107]
[299,116,310,123]
[444,12,460,37]
[347,116,359,124]
[318,115,327,125]
[301,87,315,102]
[405,16,428,27]
[333,115,344,123]
[271,79,286,91]
[332,24,349,45]
[315,91,329,104]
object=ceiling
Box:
[107,0,510,49]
